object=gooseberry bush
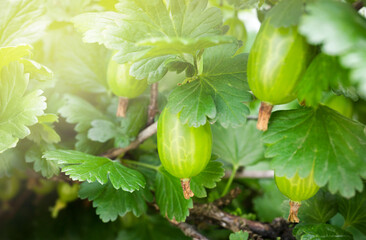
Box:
[1,0,366,239]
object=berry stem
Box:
[116,97,129,117]
[288,200,301,223]
[181,178,194,200]
[257,102,273,131]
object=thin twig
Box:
[102,121,158,159]
[170,220,210,240]
[147,83,159,125]
[224,170,274,179]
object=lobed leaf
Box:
[253,179,286,222]
[25,144,60,178]
[293,224,352,240]
[191,160,225,198]
[229,231,249,240]
[299,0,366,98]
[212,121,265,167]
[43,150,146,192]
[167,43,251,127]
[0,45,32,70]
[27,114,60,144]
[79,181,153,222]
[0,149,23,177]
[264,106,366,198]
[300,189,338,224]
[0,62,46,153]
[54,32,110,93]
[0,0,49,46]
[338,188,366,235]
[297,53,351,107]
[73,0,228,82]
[58,94,109,154]
[265,0,304,28]
[155,167,193,222]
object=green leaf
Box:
[79,181,153,222]
[300,189,338,224]
[27,114,61,144]
[297,53,351,107]
[76,134,109,156]
[45,0,95,22]
[299,0,366,97]
[167,80,216,127]
[0,0,48,46]
[88,97,148,148]
[138,36,235,59]
[118,98,149,144]
[263,106,366,198]
[191,160,225,198]
[88,119,118,143]
[167,44,251,127]
[229,231,249,240]
[0,149,23,177]
[73,0,229,82]
[20,59,53,82]
[212,121,265,167]
[43,150,146,192]
[74,0,224,61]
[225,0,259,9]
[25,144,60,178]
[0,46,54,89]
[265,0,304,28]
[338,189,366,235]
[0,62,46,153]
[293,224,353,240]
[59,95,106,133]
[253,179,286,222]
[0,46,53,90]
[155,167,193,222]
[54,32,110,93]
[130,55,176,83]
[0,45,32,70]
[58,94,108,154]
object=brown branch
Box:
[224,170,274,179]
[170,220,210,240]
[353,0,364,11]
[190,203,294,240]
[102,121,158,159]
[147,83,159,125]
